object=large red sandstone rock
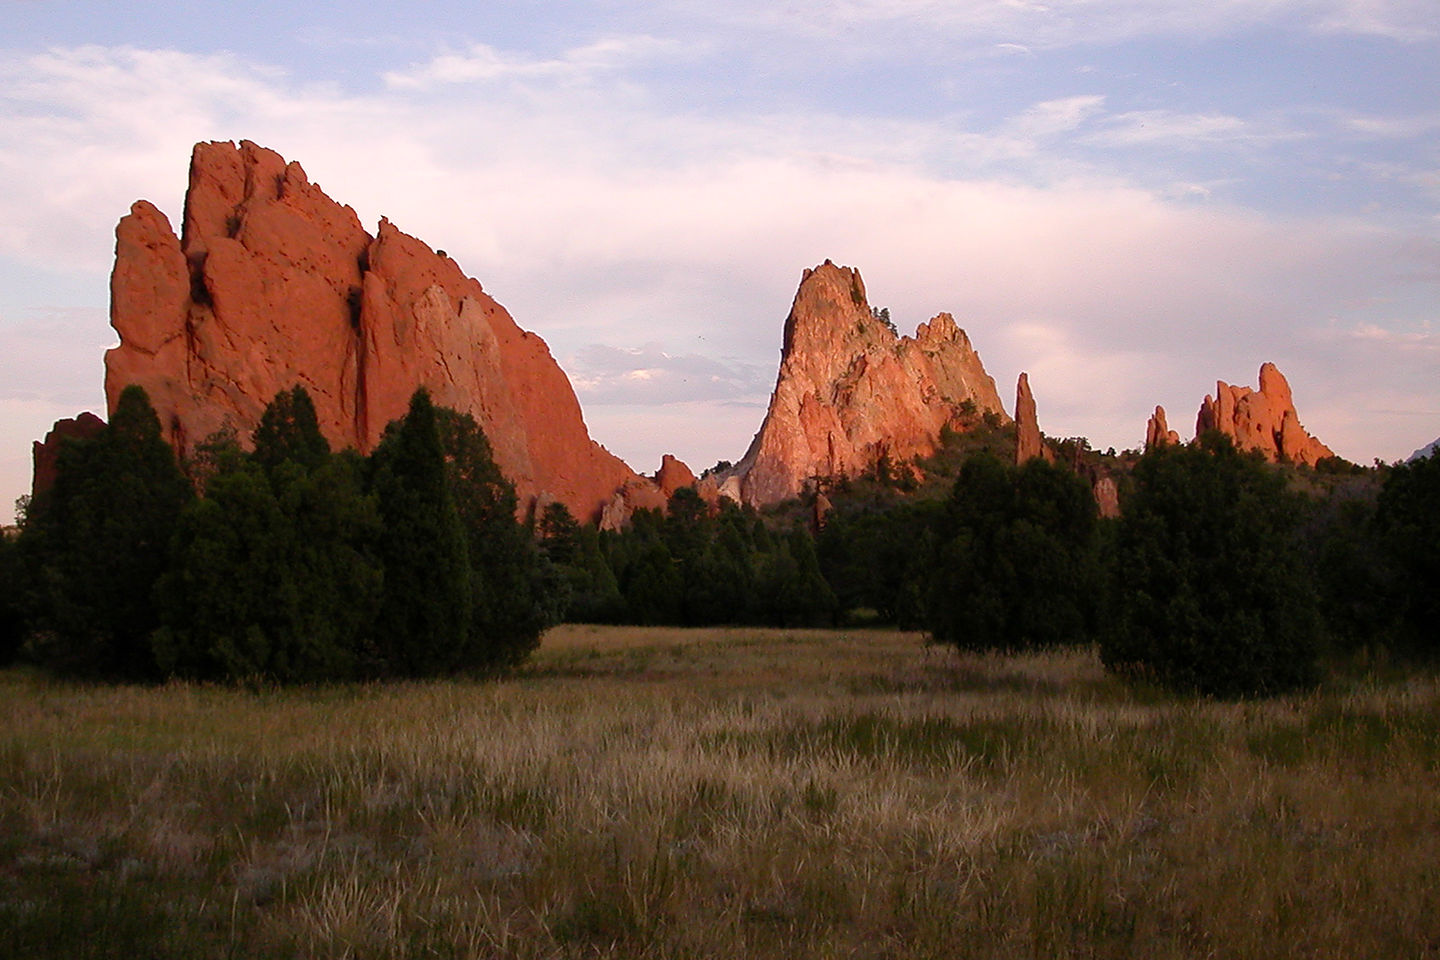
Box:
[728,261,1007,506]
[655,454,698,498]
[1194,362,1335,466]
[104,140,648,522]
[31,412,107,501]
[1144,405,1180,451]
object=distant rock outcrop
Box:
[655,454,698,498]
[103,140,648,522]
[1014,372,1054,465]
[727,261,1007,506]
[31,412,106,500]
[1194,362,1335,466]
[1144,406,1180,451]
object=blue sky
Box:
[2,0,1438,520]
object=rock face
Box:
[104,140,645,522]
[728,261,1007,506]
[1014,372,1054,465]
[31,412,107,500]
[1194,362,1335,466]
[1145,406,1180,451]
[655,454,698,498]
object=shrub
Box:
[1102,434,1321,697]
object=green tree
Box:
[251,384,330,474]
[434,406,555,668]
[1102,434,1321,697]
[21,386,191,679]
[370,389,472,676]
[1375,450,1440,657]
[153,397,382,683]
[927,454,1101,652]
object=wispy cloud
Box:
[568,343,769,405]
[383,35,684,90]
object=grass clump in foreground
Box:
[3,625,1439,959]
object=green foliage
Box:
[19,385,191,679]
[154,425,382,683]
[435,406,556,668]
[818,500,940,626]
[1102,434,1322,697]
[250,384,330,473]
[1375,450,1440,656]
[370,389,472,676]
[926,454,1103,652]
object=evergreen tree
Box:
[435,406,556,668]
[615,510,683,625]
[154,407,381,683]
[22,385,191,679]
[1102,433,1321,696]
[251,384,330,473]
[370,389,471,676]
[1375,450,1440,657]
[927,454,1101,652]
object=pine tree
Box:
[1102,433,1321,696]
[926,453,1101,652]
[22,385,191,679]
[370,389,472,676]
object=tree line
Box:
[2,385,554,682]
[1,385,1436,696]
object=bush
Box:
[1102,434,1321,697]
[1375,449,1440,657]
[926,454,1103,652]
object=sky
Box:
[2,0,1438,523]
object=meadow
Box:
[3,625,1439,958]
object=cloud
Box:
[567,342,770,404]
[383,35,683,90]
[1084,110,1288,149]
[688,0,1437,47]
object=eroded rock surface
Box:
[727,261,1006,506]
[1194,363,1335,466]
[1145,406,1181,451]
[104,140,645,521]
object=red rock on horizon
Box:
[1194,362,1335,466]
[1144,405,1181,451]
[1014,372,1054,465]
[103,140,647,522]
[30,412,107,501]
[727,261,1007,506]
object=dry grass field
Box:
[3,625,1439,958]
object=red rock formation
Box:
[104,140,647,522]
[728,261,1007,506]
[1145,405,1180,451]
[1194,362,1335,466]
[31,412,107,500]
[1014,372,1054,465]
[655,454,698,498]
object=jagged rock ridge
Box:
[104,140,645,522]
[727,261,1008,507]
[1145,406,1180,451]
[1193,363,1335,466]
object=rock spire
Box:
[727,261,1007,506]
